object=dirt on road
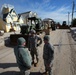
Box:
[0,29,76,75]
[51,30,76,75]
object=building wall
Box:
[6,15,13,23]
[6,24,11,32]
[0,18,14,32]
[15,26,20,31]
[19,18,24,24]
[21,13,28,24]
[11,11,18,21]
[20,11,37,25]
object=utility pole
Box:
[68,12,70,26]
[71,0,75,26]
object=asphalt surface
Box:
[0,29,76,75]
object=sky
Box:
[0,0,76,25]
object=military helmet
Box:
[30,30,36,34]
[17,37,26,45]
[43,35,49,41]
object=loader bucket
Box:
[10,34,29,47]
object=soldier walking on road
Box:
[14,37,32,75]
[43,35,54,75]
[28,30,42,67]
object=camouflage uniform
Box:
[28,30,42,64]
[14,37,32,75]
[43,35,54,75]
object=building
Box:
[18,11,37,26]
[0,4,24,32]
[43,18,54,29]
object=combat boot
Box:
[43,71,48,75]
[34,58,39,67]
[34,62,38,67]
[31,61,34,65]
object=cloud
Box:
[0,0,75,25]
[15,0,72,24]
[33,5,72,24]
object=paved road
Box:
[0,29,76,75]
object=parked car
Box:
[0,30,4,36]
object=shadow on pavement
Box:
[0,71,43,75]
[0,63,18,69]
[0,71,20,75]
[30,72,43,75]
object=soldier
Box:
[14,37,32,75]
[43,35,54,75]
[28,30,42,66]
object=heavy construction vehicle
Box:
[43,19,56,34]
[10,17,44,46]
[51,21,56,30]
[20,17,44,34]
[28,17,44,33]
